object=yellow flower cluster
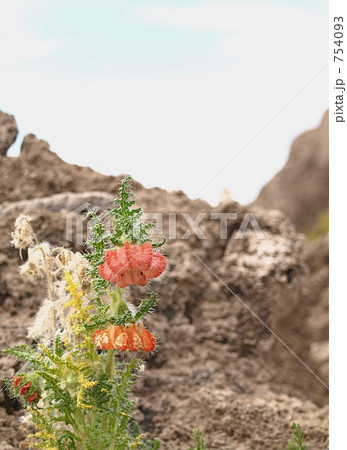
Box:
[64,271,94,340]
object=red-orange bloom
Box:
[98,242,166,288]
[26,390,39,403]
[93,324,156,352]
[108,325,128,352]
[93,325,128,352]
[93,329,112,350]
[13,376,23,388]
[139,327,156,352]
[127,324,143,351]
[19,381,32,396]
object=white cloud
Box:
[0,1,61,64]
[134,1,327,31]
[135,1,247,31]
[2,64,327,205]
[1,1,328,205]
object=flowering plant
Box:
[3,177,166,450]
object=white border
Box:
[330,0,347,447]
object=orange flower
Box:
[127,324,156,352]
[98,242,166,288]
[19,381,32,396]
[27,390,39,403]
[108,325,128,352]
[13,376,23,388]
[93,324,156,352]
[93,325,128,352]
[139,327,156,352]
[93,329,112,350]
[127,324,143,351]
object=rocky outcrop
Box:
[0,116,329,449]
[0,110,18,156]
[252,111,329,231]
[0,133,121,203]
[0,191,115,216]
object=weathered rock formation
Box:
[252,111,329,231]
[0,110,18,156]
[0,112,328,449]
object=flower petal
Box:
[106,325,128,351]
[106,248,129,273]
[127,324,143,351]
[93,329,112,350]
[136,242,153,271]
[113,331,128,352]
[98,262,118,283]
[140,328,156,352]
[114,270,135,288]
[145,252,166,279]
[130,269,149,287]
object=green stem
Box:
[72,409,89,449]
[97,288,125,449]
[107,287,126,317]
[97,417,109,450]
[111,359,140,450]
[106,349,115,379]
[96,350,116,450]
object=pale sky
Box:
[0,0,328,205]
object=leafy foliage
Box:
[3,344,43,370]
[85,176,165,296]
[286,423,309,450]
[107,175,156,247]
[306,210,329,241]
[3,177,166,449]
[83,293,157,331]
[84,211,108,296]
[134,293,157,322]
[187,429,208,450]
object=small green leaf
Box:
[134,293,157,322]
[286,423,309,450]
[187,429,208,450]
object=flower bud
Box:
[27,390,40,403]
[19,381,32,396]
[13,376,23,388]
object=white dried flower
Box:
[53,251,94,343]
[54,250,91,291]
[24,245,95,344]
[20,243,51,279]
[19,412,34,426]
[64,251,91,291]
[11,214,35,251]
[27,298,55,345]
[53,279,71,333]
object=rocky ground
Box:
[0,110,328,449]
